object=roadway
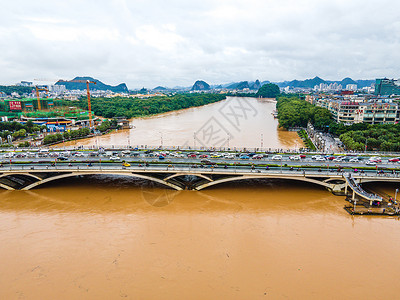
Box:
[1,149,400,171]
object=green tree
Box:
[256,84,280,98]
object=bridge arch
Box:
[21,172,183,191]
[163,173,213,182]
[194,174,334,190]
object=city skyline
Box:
[1,0,399,88]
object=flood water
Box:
[61,97,303,149]
[2,98,400,299]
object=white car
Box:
[271,155,282,160]
[110,156,121,161]
[316,157,326,161]
[312,155,322,160]
[349,158,359,162]
[289,155,300,160]
[366,160,376,166]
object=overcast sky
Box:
[0,0,399,89]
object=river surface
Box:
[2,98,400,299]
[61,97,302,150]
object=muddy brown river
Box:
[1,98,400,299]
[60,97,303,149]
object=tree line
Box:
[62,93,226,119]
[0,85,33,95]
[43,128,91,145]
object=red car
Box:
[187,154,197,158]
[199,154,208,158]
[300,155,306,159]
[389,158,400,162]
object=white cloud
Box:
[0,0,399,88]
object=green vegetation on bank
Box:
[62,93,226,119]
[276,95,332,130]
[276,95,400,152]
[43,128,91,145]
[0,120,45,140]
[298,129,316,151]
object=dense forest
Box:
[276,95,400,152]
[276,96,333,130]
[62,93,226,118]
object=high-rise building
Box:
[375,78,400,96]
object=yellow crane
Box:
[34,78,97,128]
[34,86,49,110]
[59,79,97,128]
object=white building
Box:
[346,84,357,91]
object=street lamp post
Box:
[260,133,263,149]
[159,132,163,148]
[395,188,399,202]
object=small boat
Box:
[271,110,278,118]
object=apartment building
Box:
[316,97,399,125]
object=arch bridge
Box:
[1,165,395,198]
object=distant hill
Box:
[222,79,262,90]
[276,76,374,89]
[226,81,249,90]
[153,86,167,91]
[250,80,261,90]
[56,76,128,92]
[191,80,210,91]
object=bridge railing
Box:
[344,173,382,201]
[1,165,400,180]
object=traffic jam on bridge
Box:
[1,148,400,174]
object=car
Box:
[187,154,197,158]
[289,155,300,160]
[240,155,250,159]
[252,154,264,159]
[299,154,306,159]
[389,158,400,163]
[369,157,382,163]
[327,156,336,161]
[349,158,359,162]
[271,155,282,160]
[316,157,326,161]
[369,158,382,163]
[110,156,121,161]
[58,156,68,161]
[201,159,216,165]
[225,154,235,159]
[332,158,343,162]
[366,160,377,166]
[312,155,322,160]
[122,162,131,167]
[158,155,165,160]
[199,154,208,158]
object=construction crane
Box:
[34,78,97,128]
[35,86,49,110]
[62,79,97,128]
